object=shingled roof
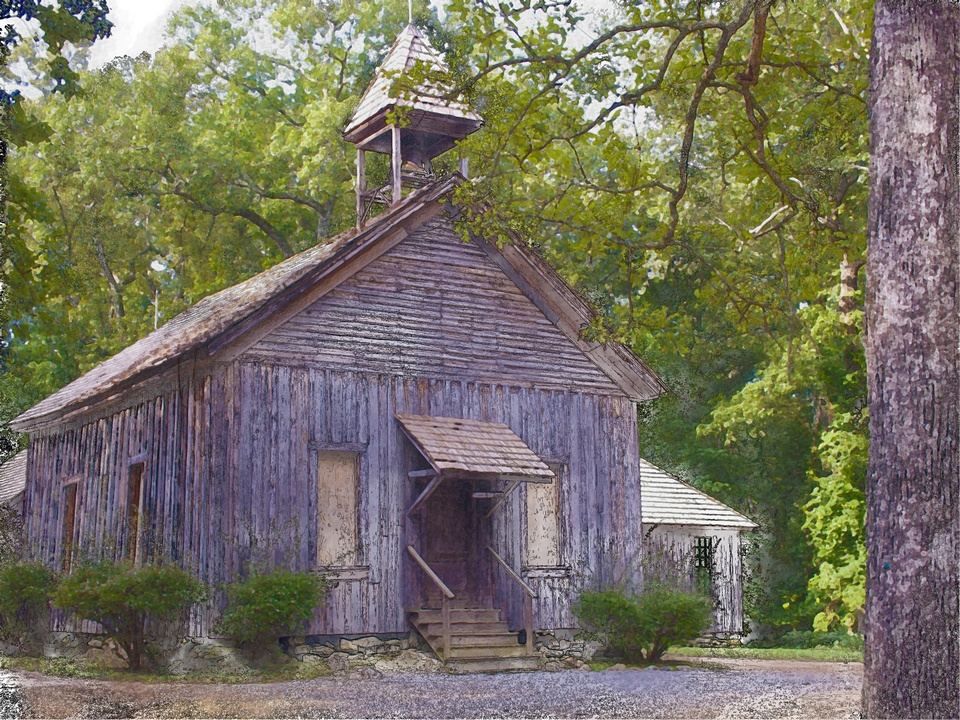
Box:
[640,458,757,529]
[13,176,666,432]
[397,414,554,482]
[11,179,457,430]
[343,24,482,142]
[0,450,26,508]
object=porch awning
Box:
[396,414,554,483]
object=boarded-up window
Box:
[126,462,144,564]
[526,465,561,566]
[62,481,78,571]
[316,452,359,566]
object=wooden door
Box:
[421,481,487,607]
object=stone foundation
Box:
[533,631,600,671]
[694,632,744,648]
[281,632,443,675]
[5,630,446,676]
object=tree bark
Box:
[863,1,959,717]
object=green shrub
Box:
[217,570,329,645]
[0,561,56,646]
[748,629,864,650]
[574,585,713,663]
[53,561,206,671]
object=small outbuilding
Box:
[639,458,758,640]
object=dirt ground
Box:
[7,656,863,719]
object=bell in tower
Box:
[343,24,483,227]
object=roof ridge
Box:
[12,179,457,430]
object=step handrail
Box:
[487,546,536,654]
[406,545,454,659]
[487,546,537,597]
[406,545,455,599]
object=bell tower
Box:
[343,25,483,227]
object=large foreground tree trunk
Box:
[863,1,959,717]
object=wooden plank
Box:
[316,451,359,567]
[242,217,621,393]
[406,473,444,517]
[406,545,455,599]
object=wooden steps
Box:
[408,607,539,673]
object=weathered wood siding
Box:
[23,377,195,633]
[223,366,641,636]
[642,525,745,634]
[24,213,644,638]
[244,215,621,395]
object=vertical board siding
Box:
[642,526,745,634]
[221,365,641,636]
[22,381,194,635]
[24,212,648,639]
[25,371,642,638]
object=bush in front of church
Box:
[573,583,712,663]
[216,569,331,646]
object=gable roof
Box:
[12,177,666,432]
[0,450,26,508]
[640,458,757,529]
[397,414,554,482]
[343,24,482,143]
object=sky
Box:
[88,0,194,67]
[85,0,615,68]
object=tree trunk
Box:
[863,2,959,717]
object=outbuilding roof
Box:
[0,450,26,508]
[640,458,757,529]
[396,414,554,482]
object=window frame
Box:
[310,442,369,581]
[522,460,569,574]
[125,459,146,565]
[693,535,717,597]
[61,476,81,572]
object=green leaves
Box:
[0,561,56,644]
[217,569,331,645]
[573,585,713,662]
[53,560,205,670]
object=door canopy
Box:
[396,414,553,483]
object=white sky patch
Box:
[88,0,197,67]
[86,0,618,68]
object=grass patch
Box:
[0,654,334,683]
[670,645,863,663]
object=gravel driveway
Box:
[10,657,863,719]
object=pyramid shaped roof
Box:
[344,24,482,147]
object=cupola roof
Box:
[343,24,482,157]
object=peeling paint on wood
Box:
[21,209,651,639]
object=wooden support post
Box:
[391,125,402,204]
[484,479,521,518]
[356,148,366,228]
[406,472,443,517]
[524,594,534,654]
[442,593,451,660]
[459,156,469,179]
